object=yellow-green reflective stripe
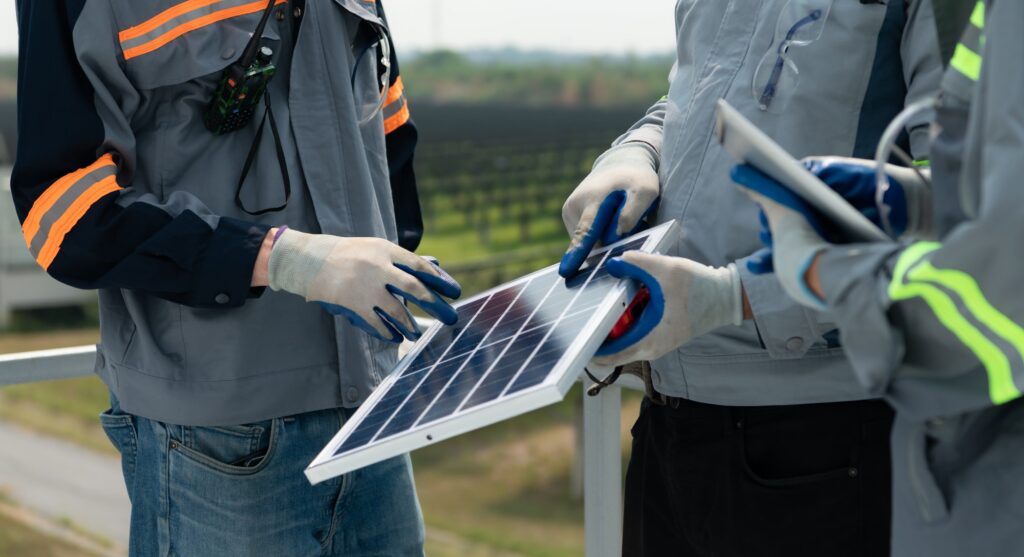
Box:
[911,262,1024,404]
[970,0,985,30]
[891,242,941,285]
[890,242,1024,405]
[890,279,1013,404]
[912,159,930,168]
[951,43,983,81]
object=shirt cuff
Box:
[737,253,835,359]
[193,217,271,308]
[817,243,906,397]
[616,125,664,158]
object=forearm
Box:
[251,228,278,288]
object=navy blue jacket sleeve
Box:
[12,0,269,308]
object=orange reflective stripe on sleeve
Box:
[36,176,123,270]
[382,77,409,134]
[384,76,405,108]
[22,154,115,247]
[383,102,410,135]
[21,154,122,270]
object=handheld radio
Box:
[203,0,278,135]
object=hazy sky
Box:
[0,1,676,55]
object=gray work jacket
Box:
[605,0,941,406]
[12,0,415,425]
[815,0,1024,552]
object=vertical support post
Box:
[583,377,622,557]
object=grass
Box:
[0,510,100,557]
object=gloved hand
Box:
[559,143,660,277]
[730,164,830,310]
[268,229,462,343]
[731,158,932,309]
[592,251,743,367]
[804,156,933,239]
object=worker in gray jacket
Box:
[13,1,460,555]
[560,0,941,554]
[733,0,1024,554]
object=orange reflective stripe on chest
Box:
[120,0,287,61]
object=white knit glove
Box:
[268,230,461,342]
[594,252,744,367]
[560,143,660,277]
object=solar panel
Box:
[305,221,680,484]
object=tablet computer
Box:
[714,99,889,242]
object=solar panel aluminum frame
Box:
[305,221,681,485]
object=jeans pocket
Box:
[170,419,279,476]
[100,408,138,496]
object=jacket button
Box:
[785,337,804,351]
[275,9,286,21]
[215,293,231,305]
[345,387,359,402]
[221,48,236,60]
[848,467,859,478]
[293,6,303,18]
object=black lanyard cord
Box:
[235,90,291,216]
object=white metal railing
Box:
[0,344,635,557]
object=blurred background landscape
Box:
[0,2,674,554]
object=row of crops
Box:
[411,102,648,294]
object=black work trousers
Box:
[623,396,894,557]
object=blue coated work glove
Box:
[268,230,462,343]
[739,157,932,275]
[559,143,660,278]
[730,164,830,309]
[592,251,743,366]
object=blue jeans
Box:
[100,397,425,556]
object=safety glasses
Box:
[353,23,393,126]
[752,0,834,113]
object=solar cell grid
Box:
[307,223,679,483]
[335,237,646,455]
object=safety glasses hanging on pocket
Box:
[752,0,834,113]
[352,23,392,127]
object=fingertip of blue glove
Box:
[559,248,588,279]
[374,307,422,342]
[747,247,775,275]
[318,302,404,343]
[386,284,460,327]
[396,263,463,300]
[561,191,629,278]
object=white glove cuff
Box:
[726,263,744,327]
[267,229,332,297]
[592,141,659,174]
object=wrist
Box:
[251,227,278,287]
[803,253,826,302]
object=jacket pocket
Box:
[169,419,279,476]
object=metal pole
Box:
[0,345,97,386]
[583,370,622,557]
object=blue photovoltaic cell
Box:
[333,237,647,457]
